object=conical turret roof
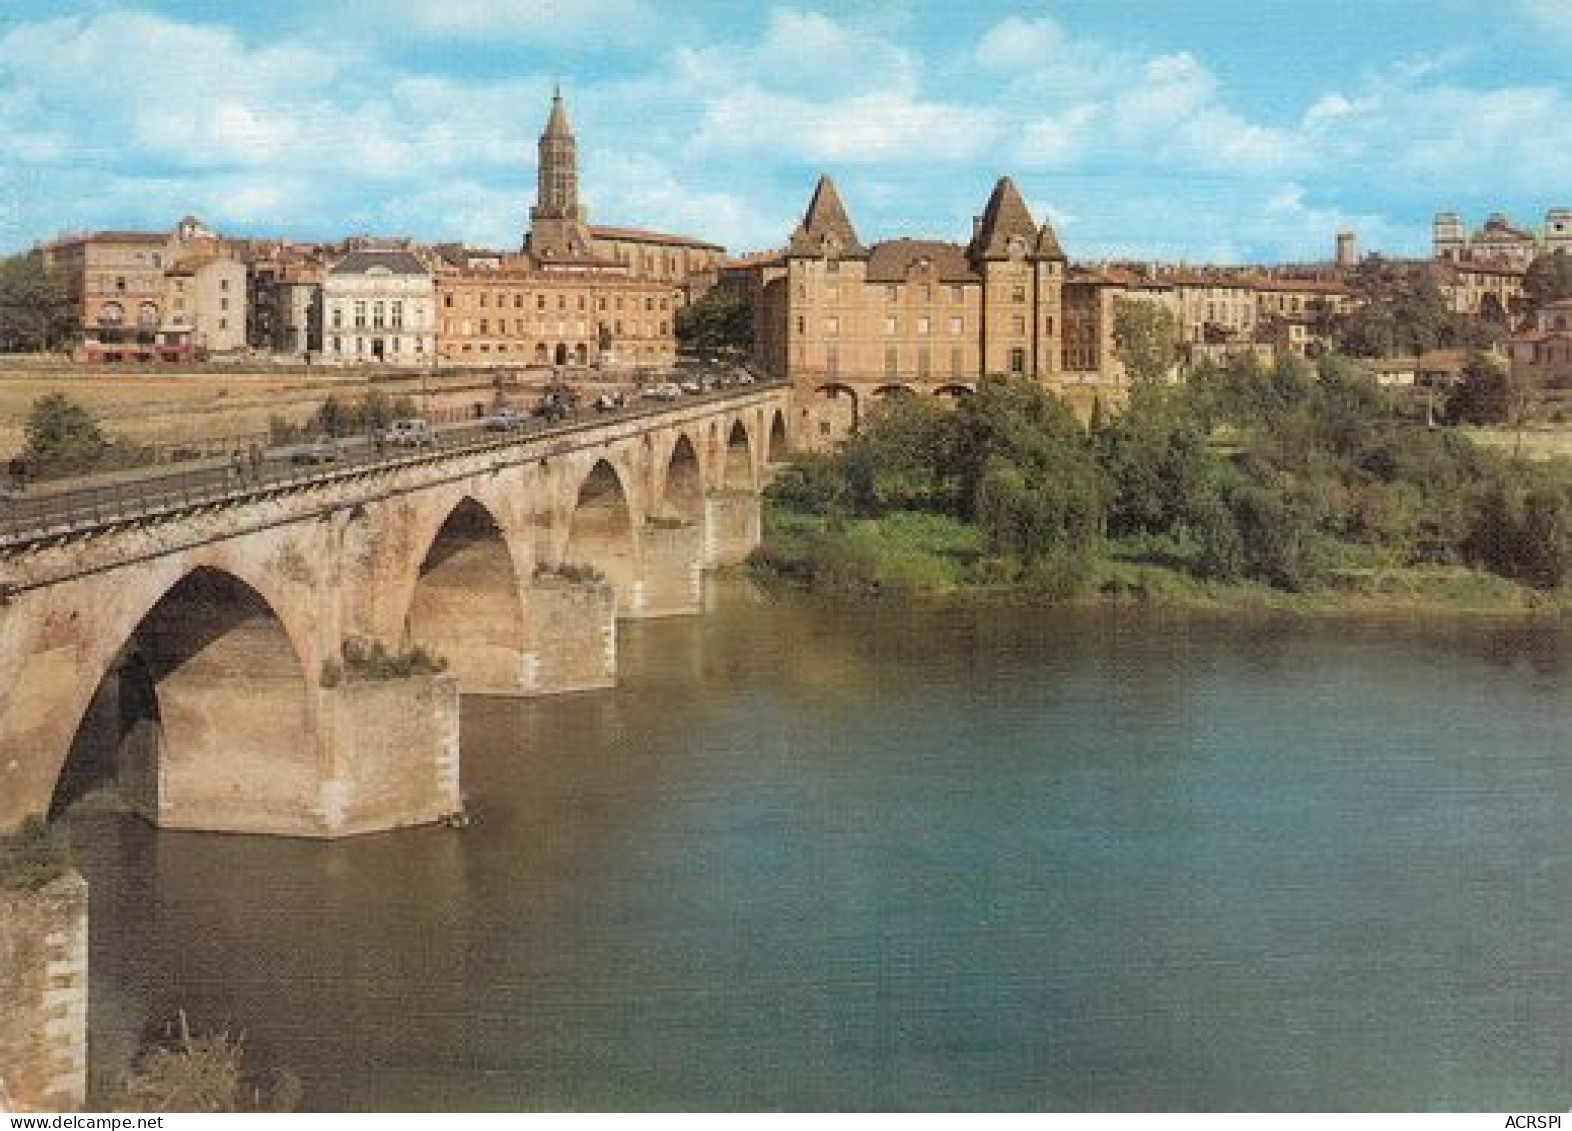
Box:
[969,176,1039,261]
[786,175,866,258]
[1034,220,1066,262]
[543,88,573,139]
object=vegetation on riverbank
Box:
[108,1012,300,1113]
[752,359,1572,615]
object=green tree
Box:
[1523,249,1572,310]
[950,376,1107,582]
[839,394,954,515]
[24,392,107,473]
[1444,352,1510,425]
[1112,298,1178,385]
[675,287,753,353]
[1096,383,1219,539]
[0,253,73,352]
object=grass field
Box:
[1459,425,1572,461]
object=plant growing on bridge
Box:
[537,561,605,583]
[337,637,447,680]
[0,816,71,891]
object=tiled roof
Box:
[590,225,725,252]
[968,177,1038,260]
[866,239,980,283]
[787,176,866,258]
[329,249,430,276]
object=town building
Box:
[320,248,436,365]
[433,91,678,371]
[35,216,248,361]
[1433,209,1571,267]
[758,174,1083,447]
[1505,297,1572,392]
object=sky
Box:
[1,0,1569,264]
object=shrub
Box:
[0,817,70,891]
[113,1012,300,1113]
[339,638,447,680]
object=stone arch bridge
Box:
[0,385,789,840]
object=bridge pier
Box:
[706,491,763,568]
[520,576,617,694]
[629,521,706,618]
[0,872,88,1112]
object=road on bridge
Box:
[0,380,782,545]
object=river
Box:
[70,587,1571,1110]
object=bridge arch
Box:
[658,432,707,523]
[405,497,528,696]
[721,418,755,491]
[562,457,642,604]
[53,563,320,834]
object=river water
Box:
[71,588,1571,1110]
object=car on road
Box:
[593,391,627,412]
[642,382,682,401]
[384,418,436,447]
[289,436,340,465]
[483,407,524,432]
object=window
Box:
[220,297,229,311]
[218,318,227,330]
[500,294,508,309]
[949,316,963,335]
[1009,347,1026,374]
[885,315,898,336]
[537,294,547,311]
[220,278,229,292]
[332,336,342,354]
[444,294,453,308]
[479,293,488,308]
[332,308,342,330]
[951,285,963,303]
[598,297,607,311]
[917,345,930,379]
[354,301,367,329]
[1012,315,1026,334]
[514,294,523,309]
[480,319,489,334]
[917,316,930,335]
[373,301,385,330]
[116,276,126,291]
[922,285,932,302]
[795,316,805,335]
[1012,285,1026,302]
[826,259,840,274]
[1044,315,1054,335]
[950,346,963,377]
[558,295,567,310]
[391,301,404,329]
[886,285,898,302]
[826,344,839,376]
[578,296,587,311]
[824,316,840,336]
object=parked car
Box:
[593,391,627,412]
[483,407,524,432]
[289,435,340,465]
[643,382,682,401]
[383,418,436,447]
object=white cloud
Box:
[1521,0,1572,40]
[972,16,1063,70]
[370,0,654,45]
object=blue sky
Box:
[1,1,1568,263]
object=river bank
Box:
[749,506,1571,619]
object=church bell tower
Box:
[526,87,593,260]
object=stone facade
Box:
[0,873,87,1112]
[37,216,247,360]
[1506,297,1572,391]
[1433,209,1570,267]
[435,92,682,371]
[760,175,1073,447]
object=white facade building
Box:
[321,249,435,365]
